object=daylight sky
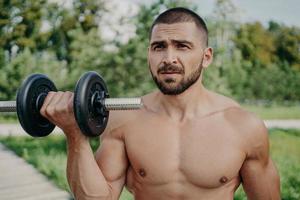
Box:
[98,0,299,42]
[128,0,300,27]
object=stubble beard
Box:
[150,61,203,95]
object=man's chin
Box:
[153,77,185,95]
[160,90,184,96]
[158,85,185,95]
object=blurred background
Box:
[0,0,299,199]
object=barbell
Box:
[0,71,142,137]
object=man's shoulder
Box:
[219,101,268,154]
[208,90,240,109]
[209,91,267,140]
[224,106,265,132]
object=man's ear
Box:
[202,47,213,69]
[147,46,150,61]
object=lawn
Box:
[242,104,300,119]
[0,129,299,200]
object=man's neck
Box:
[157,79,211,122]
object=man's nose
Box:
[162,48,178,65]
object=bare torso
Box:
[112,91,247,200]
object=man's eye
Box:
[153,44,165,50]
[177,44,188,49]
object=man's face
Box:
[148,22,209,95]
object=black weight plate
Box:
[74,71,109,137]
[16,74,57,137]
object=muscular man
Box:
[40,7,280,200]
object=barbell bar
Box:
[0,72,143,137]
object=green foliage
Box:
[269,21,300,70]
[0,0,46,53]
[0,48,68,100]
[0,0,300,102]
[1,129,300,199]
[46,0,105,63]
[242,104,300,120]
[234,22,276,67]
[248,63,300,101]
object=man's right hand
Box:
[40,91,85,141]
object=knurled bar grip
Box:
[0,98,142,112]
[0,101,16,112]
[104,98,143,110]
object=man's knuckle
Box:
[48,91,56,96]
[46,106,55,115]
[56,106,67,113]
[65,91,73,95]
[40,109,46,116]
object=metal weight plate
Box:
[74,71,109,137]
[16,74,57,137]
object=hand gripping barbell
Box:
[0,71,142,137]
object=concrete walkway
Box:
[264,119,300,129]
[0,124,63,137]
[0,143,72,200]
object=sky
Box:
[98,0,299,43]
[127,0,300,27]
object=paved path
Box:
[0,124,63,136]
[264,120,300,129]
[0,143,72,200]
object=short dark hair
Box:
[149,7,208,46]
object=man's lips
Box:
[160,71,182,74]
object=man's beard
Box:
[150,61,203,95]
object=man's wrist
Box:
[64,128,89,146]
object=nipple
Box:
[139,169,146,177]
[219,176,228,184]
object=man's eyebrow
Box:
[150,40,166,46]
[171,39,194,46]
[150,39,194,47]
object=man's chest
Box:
[123,116,246,188]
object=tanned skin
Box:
[40,22,280,200]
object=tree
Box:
[203,0,240,96]
[0,0,47,57]
[269,22,300,70]
[233,22,276,67]
[46,0,106,64]
[0,48,67,100]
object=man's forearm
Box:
[66,135,112,200]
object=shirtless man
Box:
[40,7,281,200]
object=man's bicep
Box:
[95,132,129,200]
[241,157,280,199]
[240,118,280,199]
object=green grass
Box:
[0,129,300,199]
[0,113,18,123]
[242,104,300,119]
[234,128,300,200]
